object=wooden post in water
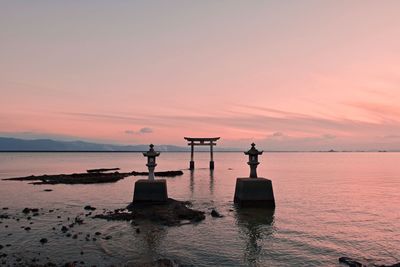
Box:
[210,142,214,170]
[190,141,195,170]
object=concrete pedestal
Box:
[234,177,275,208]
[133,179,168,203]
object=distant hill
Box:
[0,137,237,152]
[0,137,188,152]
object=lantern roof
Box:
[244,143,263,156]
[143,144,160,157]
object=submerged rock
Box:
[126,258,182,267]
[3,172,131,185]
[4,169,184,184]
[22,208,39,214]
[131,170,184,177]
[95,198,205,226]
[87,167,120,173]
[339,257,363,267]
[0,214,9,219]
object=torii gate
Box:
[184,137,220,170]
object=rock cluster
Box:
[94,198,205,226]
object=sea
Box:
[0,152,399,266]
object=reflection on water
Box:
[209,169,214,195]
[190,169,195,196]
[235,208,275,266]
[138,224,166,255]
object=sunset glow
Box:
[1,1,400,150]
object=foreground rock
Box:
[94,198,205,226]
[339,257,400,267]
[2,172,131,185]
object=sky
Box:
[1,1,400,150]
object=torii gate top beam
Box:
[184,137,220,142]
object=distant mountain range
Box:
[0,137,237,152]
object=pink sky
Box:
[1,1,400,150]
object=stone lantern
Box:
[133,144,168,203]
[234,143,275,208]
[143,144,160,181]
[245,143,263,178]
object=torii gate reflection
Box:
[184,137,220,170]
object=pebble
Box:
[95,232,101,236]
[39,238,48,244]
[24,227,31,231]
[84,205,96,211]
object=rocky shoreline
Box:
[2,169,184,185]
[94,198,205,226]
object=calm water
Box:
[0,152,399,266]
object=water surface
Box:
[0,152,399,266]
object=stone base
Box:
[210,161,214,170]
[190,161,195,170]
[234,177,275,208]
[133,179,168,203]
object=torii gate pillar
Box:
[184,137,220,170]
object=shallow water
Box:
[0,152,399,266]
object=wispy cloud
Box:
[125,127,153,135]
